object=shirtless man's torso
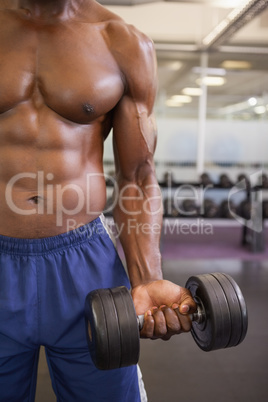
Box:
[0,1,157,239]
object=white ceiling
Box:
[104,0,268,45]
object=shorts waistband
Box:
[0,216,107,256]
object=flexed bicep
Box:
[112,95,157,182]
[109,23,158,181]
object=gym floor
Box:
[35,231,268,402]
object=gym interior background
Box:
[4,0,268,401]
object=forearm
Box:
[113,172,163,288]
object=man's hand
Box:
[131,280,197,340]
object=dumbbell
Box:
[202,198,219,218]
[85,272,248,370]
[180,199,199,217]
[218,174,233,188]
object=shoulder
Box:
[86,2,157,106]
[102,18,157,102]
[104,19,156,73]
[91,3,156,76]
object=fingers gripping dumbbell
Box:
[85,273,248,370]
[136,300,204,329]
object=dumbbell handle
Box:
[137,304,204,330]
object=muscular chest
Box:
[0,18,124,123]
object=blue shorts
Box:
[0,216,143,402]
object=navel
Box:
[28,195,42,205]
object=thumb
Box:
[179,292,197,315]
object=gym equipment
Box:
[163,198,180,217]
[218,174,233,188]
[200,172,213,187]
[236,173,250,190]
[219,199,236,219]
[180,199,199,217]
[239,199,251,220]
[162,171,176,187]
[261,174,268,188]
[202,198,219,218]
[85,273,248,370]
[240,187,265,252]
[263,201,268,219]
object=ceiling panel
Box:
[105,2,232,44]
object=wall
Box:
[103,116,268,183]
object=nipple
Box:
[83,103,94,114]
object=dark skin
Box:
[0,0,196,340]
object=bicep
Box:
[112,95,157,183]
[111,27,158,182]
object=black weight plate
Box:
[98,289,122,370]
[110,287,140,368]
[85,290,109,370]
[221,273,248,345]
[186,274,231,351]
[211,273,243,348]
[85,288,121,370]
[199,274,232,350]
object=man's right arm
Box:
[109,22,196,340]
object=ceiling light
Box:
[170,95,192,103]
[182,88,202,96]
[248,97,257,106]
[165,100,183,108]
[192,67,226,76]
[254,106,266,114]
[196,76,226,86]
[168,61,182,71]
[219,97,265,115]
[220,60,252,69]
